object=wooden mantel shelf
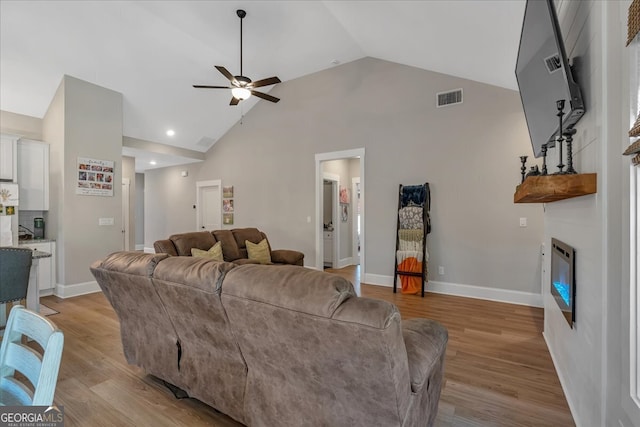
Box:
[514,173,597,203]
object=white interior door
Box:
[196,180,221,231]
[122,178,130,250]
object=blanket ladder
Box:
[393,183,431,297]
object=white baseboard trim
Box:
[363,274,543,307]
[543,332,579,425]
[337,257,353,269]
[143,247,155,254]
[55,280,101,299]
[135,244,144,251]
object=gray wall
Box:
[135,172,145,248]
[43,75,123,286]
[145,165,200,250]
[144,57,543,296]
[542,1,639,426]
[122,155,136,250]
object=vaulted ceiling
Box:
[0,1,526,170]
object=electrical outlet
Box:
[438,266,444,275]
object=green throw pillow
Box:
[191,241,224,261]
[246,239,272,264]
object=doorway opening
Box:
[315,148,365,284]
[322,173,339,268]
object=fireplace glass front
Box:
[551,238,575,328]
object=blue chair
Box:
[0,247,32,304]
[0,305,64,406]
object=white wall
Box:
[144,57,544,302]
[543,1,639,426]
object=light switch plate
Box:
[99,217,114,226]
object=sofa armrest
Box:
[153,239,178,256]
[270,249,304,266]
[402,318,448,393]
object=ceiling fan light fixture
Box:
[193,9,280,105]
[231,87,251,100]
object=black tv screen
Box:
[515,0,584,158]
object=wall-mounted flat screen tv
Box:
[515,0,585,158]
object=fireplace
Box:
[551,238,576,328]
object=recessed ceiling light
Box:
[150,161,157,165]
[166,129,175,136]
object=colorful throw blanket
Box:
[398,229,424,252]
[400,184,427,208]
[396,250,425,295]
[399,206,423,229]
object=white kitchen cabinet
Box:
[20,241,56,296]
[0,134,18,182]
[17,139,49,210]
[323,231,333,266]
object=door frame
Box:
[122,178,130,250]
[352,176,361,265]
[196,179,221,231]
[315,148,365,275]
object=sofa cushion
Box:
[191,241,223,261]
[212,230,242,261]
[232,228,269,259]
[170,231,218,256]
[222,264,354,318]
[245,239,272,264]
[153,255,235,294]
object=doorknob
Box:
[201,226,205,229]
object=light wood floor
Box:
[39,266,574,427]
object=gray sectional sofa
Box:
[90,251,448,426]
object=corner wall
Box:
[43,75,123,292]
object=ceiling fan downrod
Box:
[237,9,246,78]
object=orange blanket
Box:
[398,256,422,295]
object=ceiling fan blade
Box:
[251,90,280,103]
[193,85,232,89]
[215,66,239,86]
[230,97,240,106]
[248,76,281,89]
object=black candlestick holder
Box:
[555,99,566,174]
[564,128,577,174]
[541,144,548,175]
[520,155,528,183]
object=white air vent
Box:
[196,137,215,149]
[436,89,463,107]
[544,53,562,73]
